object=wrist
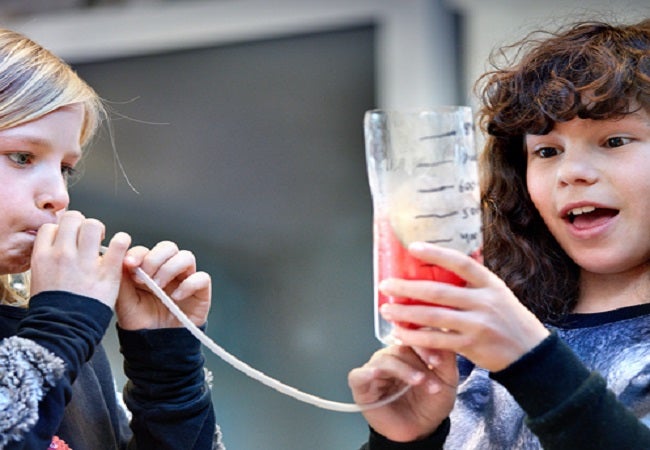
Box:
[368,418,450,449]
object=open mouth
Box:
[565,206,619,228]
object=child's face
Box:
[0,104,84,274]
[525,108,650,276]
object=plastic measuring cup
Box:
[364,107,482,345]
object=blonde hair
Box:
[0,28,106,306]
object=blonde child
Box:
[0,29,222,449]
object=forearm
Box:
[492,332,650,449]
[119,326,218,450]
[18,292,112,380]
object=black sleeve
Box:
[18,291,112,380]
[118,325,218,450]
[358,419,450,450]
[491,332,650,449]
[4,291,112,450]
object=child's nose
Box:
[557,146,599,186]
[35,173,70,212]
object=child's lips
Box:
[21,227,40,237]
[567,208,619,229]
[560,206,620,240]
[560,202,618,223]
[24,219,56,236]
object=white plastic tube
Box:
[103,245,409,413]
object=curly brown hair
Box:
[476,19,650,323]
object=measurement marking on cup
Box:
[426,238,454,244]
[419,131,456,140]
[416,159,453,168]
[415,211,459,219]
[418,185,454,193]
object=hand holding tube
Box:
[115,241,211,330]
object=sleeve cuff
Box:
[490,331,591,418]
[17,291,112,377]
[117,325,203,369]
[118,326,208,404]
[367,418,450,450]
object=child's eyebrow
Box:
[0,134,37,143]
[0,135,82,158]
[0,135,52,148]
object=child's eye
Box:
[534,146,561,158]
[61,165,76,178]
[62,165,81,184]
[605,136,632,148]
[6,152,33,166]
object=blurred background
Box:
[2,0,646,448]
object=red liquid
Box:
[375,218,466,329]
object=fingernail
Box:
[410,371,425,383]
[378,279,392,292]
[427,380,441,394]
[380,304,393,319]
[427,354,440,368]
[409,241,428,252]
[389,333,403,346]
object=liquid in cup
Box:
[364,108,482,344]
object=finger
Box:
[123,245,149,269]
[348,367,396,403]
[348,366,408,395]
[33,222,57,251]
[411,347,457,377]
[138,241,180,280]
[371,347,431,383]
[152,249,196,288]
[53,211,86,252]
[76,218,105,258]
[348,361,423,396]
[412,347,458,394]
[411,346,445,369]
[101,232,132,268]
[170,270,210,301]
[408,242,493,287]
[381,300,473,330]
[393,326,467,357]
[348,366,379,390]
[379,278,476,310]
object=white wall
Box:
[4,0,459,109]
[4,0,648,109]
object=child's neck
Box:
[574,263,650,314]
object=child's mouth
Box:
[566,206,619,229]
